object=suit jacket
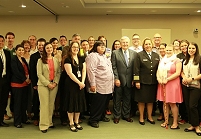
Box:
[133,50,159,85]
[37,57,61,86]
[29,52,41,87]
[0,49,11,80]
[111,48,137,88]
[11,56,29,84]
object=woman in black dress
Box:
[63,42,86,132]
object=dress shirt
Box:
[86,52,114,94]
[129,46,143,53]
[0,49,6,76]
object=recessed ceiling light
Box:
[20,4,26,8]
[62,5,69,8]
[197,10,201,13]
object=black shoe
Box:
[74,123,83,130]
[139,121,145,125]
[170,125,180,129]
[122,117,133,123]
[88,122,99,128]
[15,124,23,128]
[0,122,9,127]
[49,125,55,128]
[69,124,78,132]
[41,130,47,133]
[147,119,155,124]
[23,121,31,124]
[196,132,201,136]
[184,128,195,132]
[101,117,110,122]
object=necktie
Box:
[148,52,151,59]
[124,50,128,66]
[0,50,4,65]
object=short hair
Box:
[142,38,154,50]
[132,34,140,38]
[59,35,67,40]
[28,35,37,40]
[180,39,189,46]
[120,36,130,42]
[98,35,106,40]
[81,40,88,44]
[21,40,31,46]
[159,43,167,48]
[5,32,15,39]
[15,44,24,51]
[37,38,46,44]
[49,37,58,44]
[72,33,80,38]
[0,35,5,40]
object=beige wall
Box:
[1,15,201,49]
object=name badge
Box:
[77,71,81,77]
[143,59,148,61]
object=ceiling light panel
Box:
[145,0,170,3]
[121,0,146,3]
[83,0,97,3]
[169,0,195,3]
[97,0,121,3]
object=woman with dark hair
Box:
[181,42,201,136]
[63,42,86,132]
[11,44,31,128]
[37,42,60,133]
[86,41,114,128]
[177,39,189,125]
[112,40,121,51]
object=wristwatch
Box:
[192,78,194,80]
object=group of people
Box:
[0,32,201,136]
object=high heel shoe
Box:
[69,124,78,132]
[74,123,83,130]
[147,118,155,124]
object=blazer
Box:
[37,57,61,86]
[111,48,137,88]
[134,50,159,85]
[11,56,29,84]
[29,52,41,87]
[0,49,11,80]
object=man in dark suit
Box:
[111,36,137,124]
[29,38,46,126]
[0,35,11,126]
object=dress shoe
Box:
[61,122,68,126]
[170,125,180,129]
[113,118,119,124]
[196,132,201,136]
[139,121,145,125]
[0,122,9,127]
[15,124,23,128]
[49,125,55,128]
[4,114,10,120]
[101,117,110,122]
[122,117,133,123]
[41,130,47,133]
[33,120,39,126]
[74,123,83,130]
[88,122,99,128]
[69,124,78,132]
[147,119,155,124]
[184,128,195,132]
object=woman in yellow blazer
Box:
[37,42,61,133]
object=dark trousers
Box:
[113,86,131,119]
[198,97,201,122]
[13,86,28,125]
[32,89,40,120]
[59,71,68,123]
[130,87,137,116]
[0,77,10,123]
[182,85,201,127]
[9,90,14,113]
[89,93,110,123]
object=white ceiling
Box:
[0,0,201,16]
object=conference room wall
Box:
[0,15,200,49]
